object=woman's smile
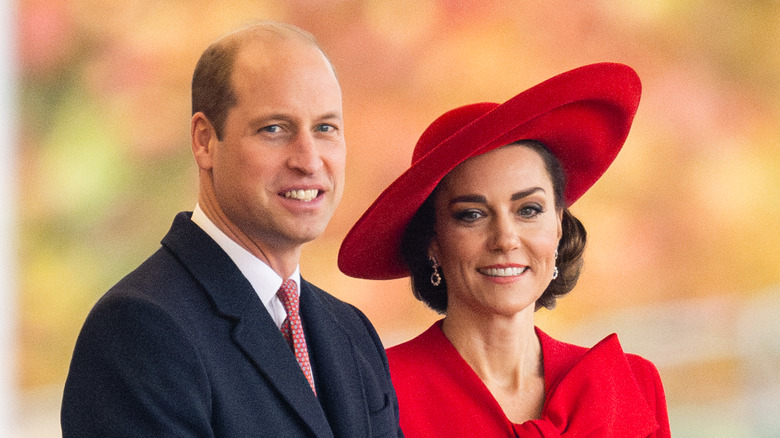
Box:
[477,265,528,277]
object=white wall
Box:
[0,0,18,434]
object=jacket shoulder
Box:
[302,280,373,330]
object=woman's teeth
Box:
[479,267,526,277]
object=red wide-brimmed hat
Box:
[339,62,641,280]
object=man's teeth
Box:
[284,189,319,202]
[480,267,526,277]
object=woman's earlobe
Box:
[428,254,442,287]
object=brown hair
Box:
[191,21,330,140]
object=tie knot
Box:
[277,279,299,315]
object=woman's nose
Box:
[489,214,520,252]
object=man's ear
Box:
[191,112,217,171]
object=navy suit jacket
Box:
[62,212,402,437]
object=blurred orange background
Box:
[14,0,780,436]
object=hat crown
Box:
[411,102,499,165]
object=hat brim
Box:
[338,62,641,280]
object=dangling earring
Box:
[552,249,559,280]
[429,255,441,287]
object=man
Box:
[62,22,401,437]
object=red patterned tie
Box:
[277,279,316,395]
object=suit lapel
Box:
[300,281,370,437]
[229,306,333,436]
[161,212,333,437]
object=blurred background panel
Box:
[12,0,780,436]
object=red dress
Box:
[386,321,671,437]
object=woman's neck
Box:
[441,306,545,423]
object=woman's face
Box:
[430,144,562,318]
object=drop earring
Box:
[429,255,441,287]
[552,249,559,280]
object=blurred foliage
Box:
[16,0,780,435]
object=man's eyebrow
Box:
[249,114,295,125]
[317,111,343,123]
[251,112,342,124]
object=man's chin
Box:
[282,219,331,245]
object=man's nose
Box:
[287,132,323,174]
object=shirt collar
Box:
[191,204,300,328]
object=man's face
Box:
[208,38,346,252]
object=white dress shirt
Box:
[190,204,300,329]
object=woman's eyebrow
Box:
[511,187,545,201]
[448,187,545,205]
[449,194,486,205]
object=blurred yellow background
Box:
[14,0,780,436]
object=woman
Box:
[339,63,671,437]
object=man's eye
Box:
[316,124,335,133]
[261,125,281,133]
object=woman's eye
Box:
[519,204,543,218]
[454,209,484,222]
